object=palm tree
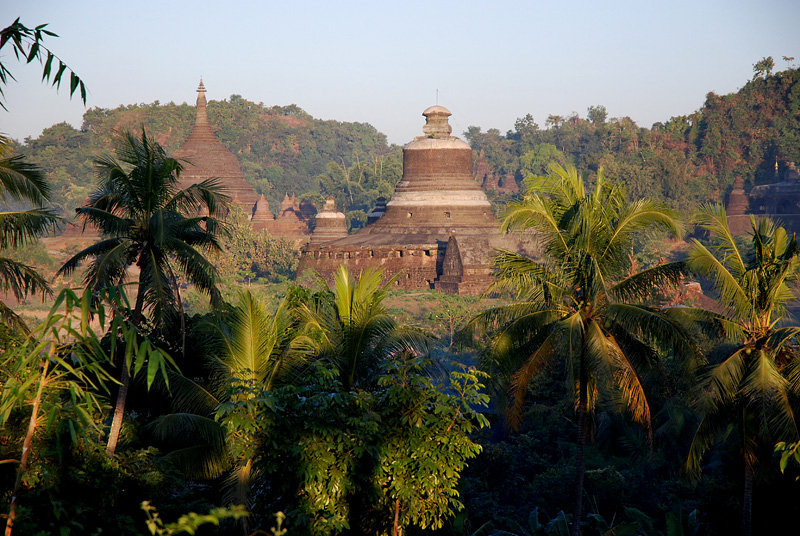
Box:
[470,164,691,536]
[299,265,430,390]
[57,129,228,456]
[147,289,312,521]
[0,138,59,331]
[684,204,800,536]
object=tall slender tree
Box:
[469,164,692,536]
[57,129,228,456]
[684,204,800,536]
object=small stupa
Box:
[309,196,349,244]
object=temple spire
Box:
[195,77,208,127]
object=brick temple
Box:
[298,106,515,295]
[64,80,314,239]
[726,163,800,234]
[173,80,313,237]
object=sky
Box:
[2,0,799,146]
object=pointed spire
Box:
[195,77,208,128]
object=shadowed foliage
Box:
[684,204,800,536]
[468,164,693,536]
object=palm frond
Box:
[610,261,689,303]
[742,350,796,440]
[586,322,652,435]
[684,406,735,478]
[693,203,746,276]
[602,199,682,259]
[169,177,230,219]
[0,208,59,248]
[0,300,29,333]
[507,328,558,430]
[0,256,51,299]
[701,349,747,412]
[604,302,696,361]
[223,458,257,510]
[687,239,750,316]
[0,154,52,205]
[57,237,130,279]
[147,413,228,480]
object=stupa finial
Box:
[422,105,453,137]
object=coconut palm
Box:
[684,204,800,536]
[0,139,59,331]
[56,129,228,456]
[146,290,312,509]
[298,265,431,390]
[470,164,692,536]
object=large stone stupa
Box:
[173,79,258,213]
[298,106,511,295]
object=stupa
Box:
[172,79,258,213]
[255,193,313,236]
[309,196,349,244]
[298,106,511,295]
[727,163,800,234]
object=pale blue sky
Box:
[2,0,798,146]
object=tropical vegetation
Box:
[56,129,227,456]
[4,31,800,536]
[684,205,800,536]
[466,164,693,535]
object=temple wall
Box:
[298,244,444,290]
[403,147,474,181]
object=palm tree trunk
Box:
[5,359,48,536]
[105,364,129,457]
[571,357,589,536]
[743,463,754,536]
[106,273,146,456]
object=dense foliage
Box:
[219,359,488,536]
[214,206,300,284]
[468,164,692,536]
[467,67,800,216]
[16,96,398,222]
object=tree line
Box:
[468,64,800,217]
[13,95,398,224]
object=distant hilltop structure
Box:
[64,80,315,240]
[474,151,519,194]
[172,79,313,237]
[298,105,518,295]
[726,162,800,234]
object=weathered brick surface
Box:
[173,79,259,213]
[726,164,800,234]
[300,106,512,295]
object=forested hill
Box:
[468,66,800,215]
[16,67,800,221]
[16,95,399,219]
